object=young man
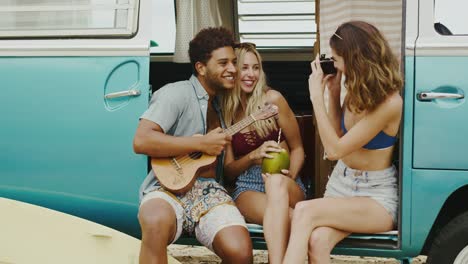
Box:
[133,27,253,264]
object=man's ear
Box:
[195,62,206,76]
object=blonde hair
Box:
[330,21,403,113]
[222,44,277,138]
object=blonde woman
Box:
[281,21,403,264]
[222,42,306,263]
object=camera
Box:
[314,54,337,75]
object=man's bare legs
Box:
[138,198,177,264]
[212,225,253,264]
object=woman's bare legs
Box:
[307,227,349,264]
[264,174,305,264]
[235,174,304,264]
[235,191,267,224]
[282,197,394,264]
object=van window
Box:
[236,0,316,49]
[150,0,317,54]
[151,0,176,54]
[0,0,139,38]
[434,0,468,35]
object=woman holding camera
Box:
[221,42,306,264]
[280,21,403,263]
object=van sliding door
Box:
[413,0,468,170]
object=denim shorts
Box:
[324,160,398,225]
[232,165,306,200]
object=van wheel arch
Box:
[421,186,468,255]
[426,211,468,264]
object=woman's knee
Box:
[265,173,288,197]
[308,228,333,258]
[292,200,321,225]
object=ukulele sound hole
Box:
[189,152,203,160]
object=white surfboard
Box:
[0,198,181,264]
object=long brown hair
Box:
[330,21,403,113]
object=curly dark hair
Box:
[189,27,236,76]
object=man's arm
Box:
[133,119,230,158]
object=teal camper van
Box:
[1,0,467,263]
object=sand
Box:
[168,245,427,263]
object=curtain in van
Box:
[319,0,402,58]
[173,0,234,63]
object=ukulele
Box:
[151,103,279,194]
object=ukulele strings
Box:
[171,116,256,166]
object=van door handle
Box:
[417,92,464,101]
[104,89,141,99]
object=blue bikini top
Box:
[341,112,397,150]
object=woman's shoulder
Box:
[383,92,403,110]
[375,92,403,119]
[265,88,286,104]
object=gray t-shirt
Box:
[138,75,224,200]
